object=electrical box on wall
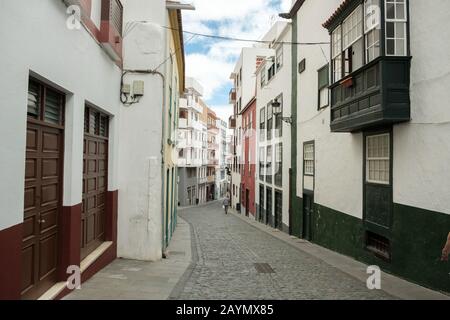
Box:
[122,84,131,95]
[133,81,145,97]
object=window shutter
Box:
[27,81,40,118]
[44,89,63,124]
[298,59,306,73]
[318,65,329,89]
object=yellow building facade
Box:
[163,7,185,250]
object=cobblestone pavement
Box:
[175,201,394,300]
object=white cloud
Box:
[182,0,288,104]
[185,53,234,100]
[211,104,234,124]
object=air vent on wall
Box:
[299,58,306,74]
[366,231,391,261]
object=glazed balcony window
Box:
[324,0,411,133]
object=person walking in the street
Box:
[441,232,450,261]
[223,196,230,215]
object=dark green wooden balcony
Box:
[330,56,411,133]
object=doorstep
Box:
[38,241,113,300]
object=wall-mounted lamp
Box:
[265,56,276,63]
[272,99,293,125]
[279,13,291,19]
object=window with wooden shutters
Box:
[275,143,282,187]
[267,103,273,141]
[259,147,265,180]
[110,0,123,36]
[318,65,329,109]
[266,146,273,184]
[44,89,63,124]
[260,107,265,142]
[261,67,266,87]
[85,106,109,138]
[27,81,40,118]
[276,46,283,71]
[27,79,64,126]
[268,63,276,81]
[275,94,283,138]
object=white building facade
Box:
[255,21,292,233]
[288,0,450,293]
[177,78,208,207]
[216,119,229,199]
[230,46,274,212]
[0,0,189,300]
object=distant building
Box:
[206,109,219,201]
[230,46,273,212]
[178,78,207,207]
[255,21,292,232]
[240,97,257,218]
[216,119,229,199]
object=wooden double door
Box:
[22,80,64,299]
[22,83,110,298]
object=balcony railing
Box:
[229,116,236,129]
[99,0,123,62]
[330,56,411,133]
[208,159,219,166]
[208,142,219,150]
[229,88,236,104]
[179,118,188,129]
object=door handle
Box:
[38,219,46,224]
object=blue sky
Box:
[182,0,292,121]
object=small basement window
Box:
[366,231,391,260]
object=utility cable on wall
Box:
[161,25,330,46]
[122,21,330,46]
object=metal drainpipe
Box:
[149,71,167,257]
[121,69,166,259]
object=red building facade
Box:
[241,97,257,217]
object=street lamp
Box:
[271,99,293,124]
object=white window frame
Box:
[342,5,363,50]
[364,0,381,63]
[303,143,314,176]
[366,133,390,185]
[267,146,273,179]
[385,0,407,56]
[261,67,266,87]
[276,46,283,71]
[332,26,343,82]
[259,147,265,179]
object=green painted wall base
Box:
[308,202,450,293]
[290,196,303,238]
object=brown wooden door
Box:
[22,80,64,299]
[81,107,109,260]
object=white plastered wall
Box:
[0,0,121,230]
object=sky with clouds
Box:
[182,0,292,122]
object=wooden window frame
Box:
[27,78,65,128]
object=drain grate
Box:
[254,263,275,274]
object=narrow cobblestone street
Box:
[174,202,394,300]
